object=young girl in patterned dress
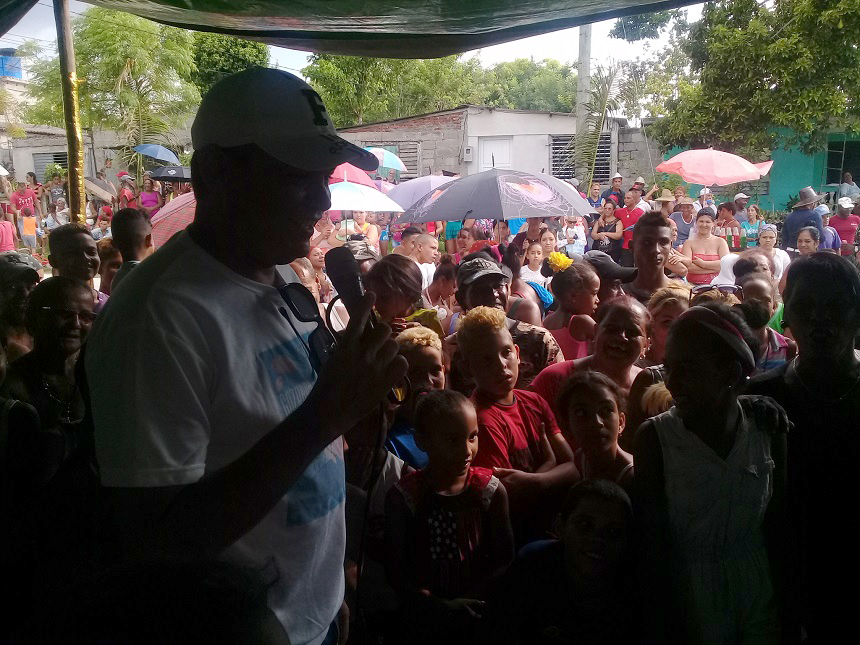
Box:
[384,390,514,643]
[634,302,788,644]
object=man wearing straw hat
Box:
[782,186,825,252]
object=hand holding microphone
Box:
[310,249,407,437]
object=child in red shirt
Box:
[385,390,514,643]
[457,306,577,533]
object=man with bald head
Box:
[409,232,439,289]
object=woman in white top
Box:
[756,224,791,282]
[838,171,860,199]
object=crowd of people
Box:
[0,67,859,645]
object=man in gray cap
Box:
[782,186,825,252]
[444,256,563,394]
[86,68,407,645]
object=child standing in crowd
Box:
[635,302,787,644]
[17,207,39,254]
[386,326,447,469]
[47,223,106,313]
[541,260,600,361]
[487,480,639,645]
[560,214,588,255]
[109,208,153,293]
[556,372,634,491]
[458,306,577,536]
[519,241,547,286]
[384,390,514,644]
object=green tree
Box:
[303,54,487,127]
[650,0,860,157]
[25,8,198,175]
[484,58,576,112]
[609,10,683,41]
[191,32,269,95]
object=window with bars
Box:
[33,151,69,183]
[550,134,612,183]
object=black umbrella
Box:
[149,166,192,182]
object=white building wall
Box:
[464,106,577,176]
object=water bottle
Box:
[740,227,747,250]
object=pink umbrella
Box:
[151,191,196,248]
[329,163,376,189]
[656,149,773,186]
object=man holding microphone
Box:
[86,69,407,645]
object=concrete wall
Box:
[616,123,663,187]
[339,110,467,176]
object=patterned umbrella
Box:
[151,191,196,248]
[400,169,589,224]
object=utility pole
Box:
[575,23,592,183]
[53,0,84,222]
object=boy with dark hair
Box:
[110,208,153,292]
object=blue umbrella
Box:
[133,144,181,165]
[364,147,407,172]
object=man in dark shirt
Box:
[601,172,624,206]
[781,186,825,251]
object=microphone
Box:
[324,246,408,404]
[324,247,376,324]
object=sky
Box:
[1,2,703,76]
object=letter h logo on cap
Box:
[301,90,330,128]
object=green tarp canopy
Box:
[2,0,695,57]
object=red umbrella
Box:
[656,149,773,186]
[151,191,196,248]
[329,163,376,188]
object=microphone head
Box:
[325,246,366,314]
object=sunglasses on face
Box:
[690,284,743,296]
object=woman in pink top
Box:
[542,261,600,361]
[680,209,729,284]
[138,178,164,217]
[532,296,650,426]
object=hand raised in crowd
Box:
[312,291,408,438]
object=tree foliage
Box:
[609,10,683,41]
[25,8,198,173]
[191,32,270,95]
[303,55,578,127]
[569,65,635,186]
[484,59,576,112]
[650,0,860,156]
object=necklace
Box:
[40,375,76,422]
[790,357,860,402]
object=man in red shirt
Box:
[831,197,860,256]
[616,190,645,267]
[9,181,41,229]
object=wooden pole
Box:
[53,0,84,223]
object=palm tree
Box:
[568,65,634,187]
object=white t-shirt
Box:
[86,232,345,645]
[418,261,436,291]
[520,266,548,287]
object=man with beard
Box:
[621,212,675,304]
[0,254,40,361]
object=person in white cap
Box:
[696,187,716,214]
[831,196,860,256]
[733,192,750,224]
[601,172,624,206]
[85,68,408,645]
